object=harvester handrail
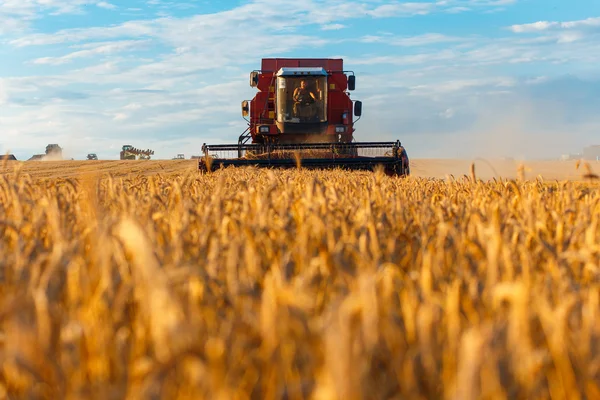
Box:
[203,141,401,153]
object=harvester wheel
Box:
[400,147,410,176]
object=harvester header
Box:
[199,57,409,175]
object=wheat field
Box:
[0,159,599,400]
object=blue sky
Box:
[1,0,599,160]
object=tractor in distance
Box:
[120,145,136,160]
[199,58,409,176]
[120,145,155,160]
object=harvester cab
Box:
[199,58,409,176]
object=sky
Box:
[1,0,599,160]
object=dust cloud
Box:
[458,97,575,161]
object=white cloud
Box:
[362,33,467,46]
[525,76,548,85]
[123,102,142,110]
[5,0,508,44]
[112,113,128,121]
[349,50,459,66]
[360,35,382,43]
[447,7,471,13]
[0,79,8,106]
[350,29,600,69]
[368,2,436,18]
[96,2,116,10]
[408,77,516,96]
[556,32,583,43]
[562,17,600,29]
[439,108,455,118]
[9,21,157,46]
[510,17,600,33]
[0,0,98,31]
[0,16,24,34]
[510,21,557,33]
[321,23,345,30]
[31,40,151,65]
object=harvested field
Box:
[0,159,196,180]
[0,160,599,399]
[0,158,595,180]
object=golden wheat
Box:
[0,165,599,400]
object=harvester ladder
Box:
[237,127,252,158]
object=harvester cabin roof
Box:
[276,67,327,77]
[261,58,343,72]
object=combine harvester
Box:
[199,58,409,176]
[29,144,63,161]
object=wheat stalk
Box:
[0,166,598,399]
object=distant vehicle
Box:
[45,144,63,160]
[120,145,154,160]
[173,154,185,159]
[87,153,98,160]
[28,144,63,161]
[120,145,136,160]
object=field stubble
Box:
[0,161,599,400]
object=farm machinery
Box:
[46,144,63,158]
[29,144,63,161]
[120,145,155,160]
[198,58,409,175]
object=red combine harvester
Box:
[199,58,409,175]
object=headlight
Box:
[335,126,346,133]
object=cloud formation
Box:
[510,17,600,33]
[0,0,599,160]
